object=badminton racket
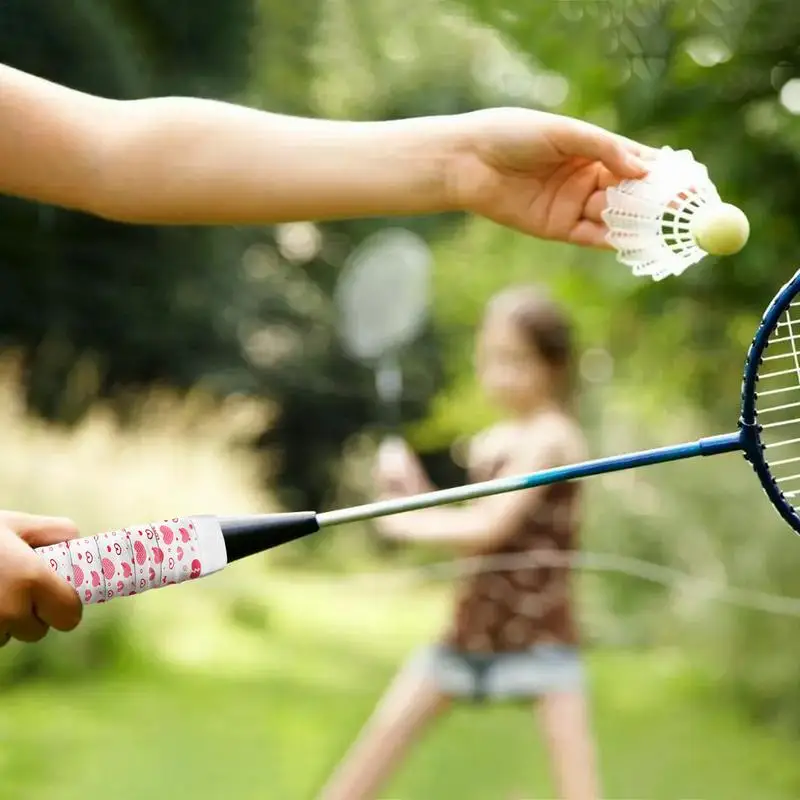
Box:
[334,228,432,436]
[35,266,800,605]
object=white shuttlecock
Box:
[602,146,750,281]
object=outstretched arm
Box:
[0,64,651,242]
[0,65,457,225]
[374,444,561,549]
[375,424,584,548]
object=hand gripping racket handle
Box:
[34,513,319,605]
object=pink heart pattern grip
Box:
[35,518,204,605]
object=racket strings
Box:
[756,305,800,500]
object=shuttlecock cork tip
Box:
[690,202,750,256]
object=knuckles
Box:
[51,516,80,539]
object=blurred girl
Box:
[320,285,598,800]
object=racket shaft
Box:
[317,432,743,527]
[30,434,743,602]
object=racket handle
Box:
[33,516,228,606]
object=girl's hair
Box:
[485,284,577,402]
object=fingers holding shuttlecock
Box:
[601,146,749,280]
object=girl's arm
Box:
[374,437,438,497]
[376,423,583,548]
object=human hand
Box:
[0,511,83,647]
[447,107,657,247]
[373,437,433,498]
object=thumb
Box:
[556,119,652,178]
[3,511,81,548]
[32,567,83,632]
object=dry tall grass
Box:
[0,362,272,532]
[0,358,289,668]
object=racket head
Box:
[740,266,800,535]
[335,228,432,363]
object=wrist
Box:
[428,110,496,218]
[375,114,471,216]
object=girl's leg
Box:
[318,660,450,800]
[537,689,601,800]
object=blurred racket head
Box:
[335,228,432,363]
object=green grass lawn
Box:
[1,571,799,800]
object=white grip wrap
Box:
[35,516,228,605]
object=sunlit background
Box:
[3,1,800,798]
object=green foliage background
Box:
[3,0,800,747]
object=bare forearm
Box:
[92,98,462,225]
[1,63,656,244]
[385,507,489,546]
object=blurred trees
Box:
[461,0,800,417]
[0,0,508,516]
[0,0,259,682]
[0,0,254,425]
